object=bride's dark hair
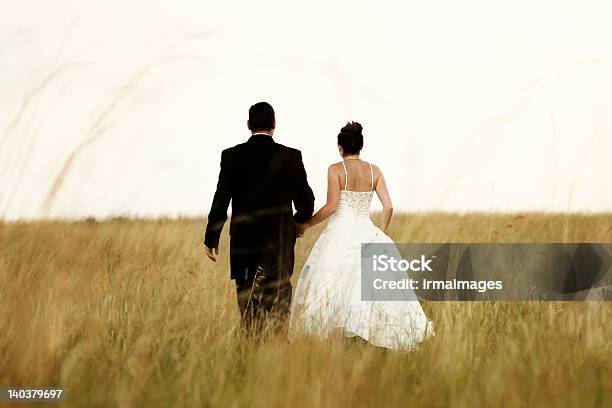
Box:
[337,121,363,155]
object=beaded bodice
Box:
[337,190,373,217]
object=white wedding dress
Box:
[289,162,433,350]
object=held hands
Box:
[205,245,219,261]
[296,222,308,238]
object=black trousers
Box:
[232,249,293,332]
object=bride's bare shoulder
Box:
[369,162,383,175]
[328,162,345,173]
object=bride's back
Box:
[339,159,377,192]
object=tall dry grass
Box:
[0,213,610,407]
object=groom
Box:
[204,102,315,330]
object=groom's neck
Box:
[251,130,274,137]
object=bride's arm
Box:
[374,167,394,232]
[301,165,341,230]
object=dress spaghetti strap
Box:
[341,161,348,190]
[369,162,374,191]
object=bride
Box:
[289,121,433,350]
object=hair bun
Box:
[337,121,364,155]
[341,121,363,136]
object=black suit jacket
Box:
[204,135,315,279]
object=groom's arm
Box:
[291,150,315,223]
[204,149,232,251]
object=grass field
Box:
[0,213,610,407]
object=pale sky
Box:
[1,0,611,220]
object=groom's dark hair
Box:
[248,102,275,131]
